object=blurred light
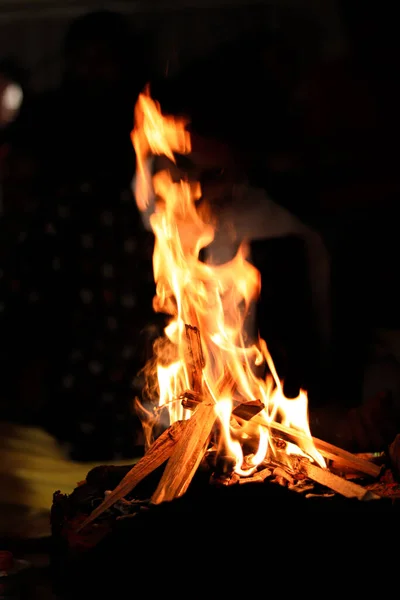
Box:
[0,80,24,127]
[3,83,23,112]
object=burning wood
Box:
[272,466,296,486]
[297,459,381,501]
[76,405,382,531]
[185,324,205,393]
[151,401,216,504]
[76,420,187,532]
[232,399,265,421]
[180,389,201,411]
[179,390,380,477]
[246,415,381,478]
[238,467,272,484]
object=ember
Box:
[77,87,386,532]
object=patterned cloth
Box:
[0,176,160,461]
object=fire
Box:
[131,87,326,474]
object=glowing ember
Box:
[131,87,326,475]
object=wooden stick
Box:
[277,422,380,478]
[297,459,381,501]
[239,467,272,485]
[180,389,201,411]
[238,415,381,478]
[232,399,265,421]
[185,324,205,393]
[313,440,382,478]
[151,401,216,504]
[273,466,295,485]
[76,420,188,531]
[180,370,238,411]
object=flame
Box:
[132,87,326,473]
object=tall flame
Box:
[131,88,325,472]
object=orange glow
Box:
[132,87,326,474]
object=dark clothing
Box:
[0,88,159,461]
[0,180,157,460]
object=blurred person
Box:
[29,9,150,195]
[0,10,157,462]
[0,131,40,262]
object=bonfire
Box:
[77,87,386,533]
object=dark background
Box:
[0,0,344,90]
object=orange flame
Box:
[132,87,325,472]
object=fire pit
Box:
[50,89,400,596]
